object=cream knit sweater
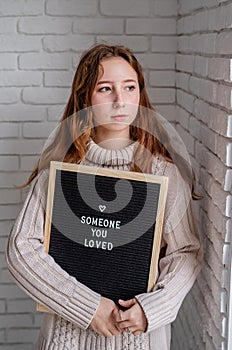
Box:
[6,140,202,350]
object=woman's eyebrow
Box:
[97,79,137,85]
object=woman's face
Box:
[91,57,140,138]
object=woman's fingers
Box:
[97,326,120,338]
[118,298,136,308]
[110,326,121,336]
[92,325,112,338]
[104,330,114,338]
[113,308,122,323]
[116,299,148,334]
[117,320,131,329]
[132,330,143,336]
[90,297,124,337]
[114,310,144,336]
[120,324,144,336]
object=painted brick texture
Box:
[172,1,232,350]
[0,0,231,350]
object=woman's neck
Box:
[93,129,132,150]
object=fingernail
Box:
[119,299,124,303]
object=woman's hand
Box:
[116,298,148,336]
[90,296,121,338]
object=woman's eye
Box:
[98,86,111,92]
[126,85,136,91]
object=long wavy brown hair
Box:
[23,43,200,200]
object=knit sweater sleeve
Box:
[135,161,203,332]
[6,169,101,330]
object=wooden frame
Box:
[38,161,168,312]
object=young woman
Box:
[6,44,202,350]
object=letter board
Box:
[38,161,168,312]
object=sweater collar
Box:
[85,139,136,166]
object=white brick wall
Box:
[172,1,232,350]
[0,0,231,349]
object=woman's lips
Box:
[111,114,128,121]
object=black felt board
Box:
[38,161,168,311]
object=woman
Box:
[6,44,202,349]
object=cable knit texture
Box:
[6,140,202,350]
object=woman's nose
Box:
[112,90,125,108]
[112,101,125,108]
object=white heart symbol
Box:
[99,205,106,212]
